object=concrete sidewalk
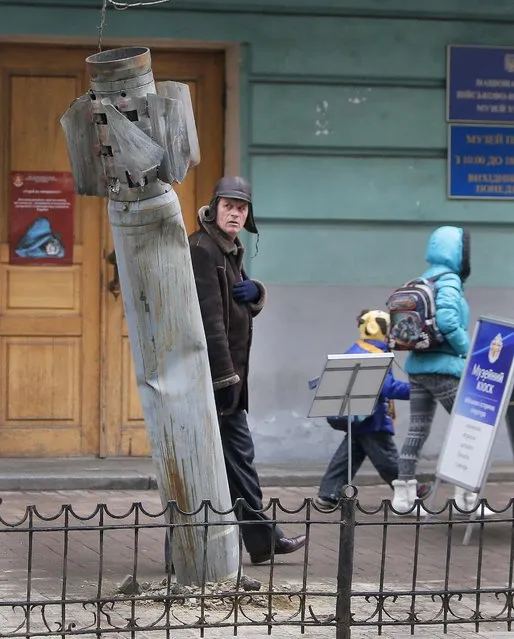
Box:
[0,456,514,491]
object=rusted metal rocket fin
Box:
[156,82,200,167]
[103,101,165,186]
[147,94,190,184]
[60,95,108,197]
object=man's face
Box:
[216,197,249,238]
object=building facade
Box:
[0,0,513,464]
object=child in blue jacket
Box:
[315,310,429,510]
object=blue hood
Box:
[425,226,470,280]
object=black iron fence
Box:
[1,490,514,637]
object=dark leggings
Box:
[398,374,458,481]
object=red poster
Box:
[9,171,75,266]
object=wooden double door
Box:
[0,43,224,457]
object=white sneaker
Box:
[392,479,430,516]
[452,486,494,517]
[391,479,411,513]
[407,478,419,506]
[475,502,495,518]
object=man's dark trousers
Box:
[164,408,283,570]
[219,409,284,555]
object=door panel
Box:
[0,44,224,458]
[0,44,101,457]
[101,50,225,456]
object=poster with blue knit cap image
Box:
[9,171,74,265]
[15,217,65,259]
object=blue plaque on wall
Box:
[447,45,514,123]
[448,124,514,199]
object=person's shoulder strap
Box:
[357,340,384,354]
[430,270,456,282]
[431,271,462,293]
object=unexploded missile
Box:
[60,47,239,586]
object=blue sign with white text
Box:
[455,319,514,427]
[449,124,514,198]
[448,45,514,123]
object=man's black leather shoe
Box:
[250,534,306,565]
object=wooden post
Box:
[60,46,240,585]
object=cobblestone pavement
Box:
[0,482,514,637]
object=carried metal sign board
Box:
[309,352,394,486]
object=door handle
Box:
[106,250,121,300]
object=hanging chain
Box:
[97,0,170,51]
[97,0,108,51]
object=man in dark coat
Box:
[188,176,306,564]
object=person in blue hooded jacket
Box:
[391,226,492,516]
[315,310,430,511]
